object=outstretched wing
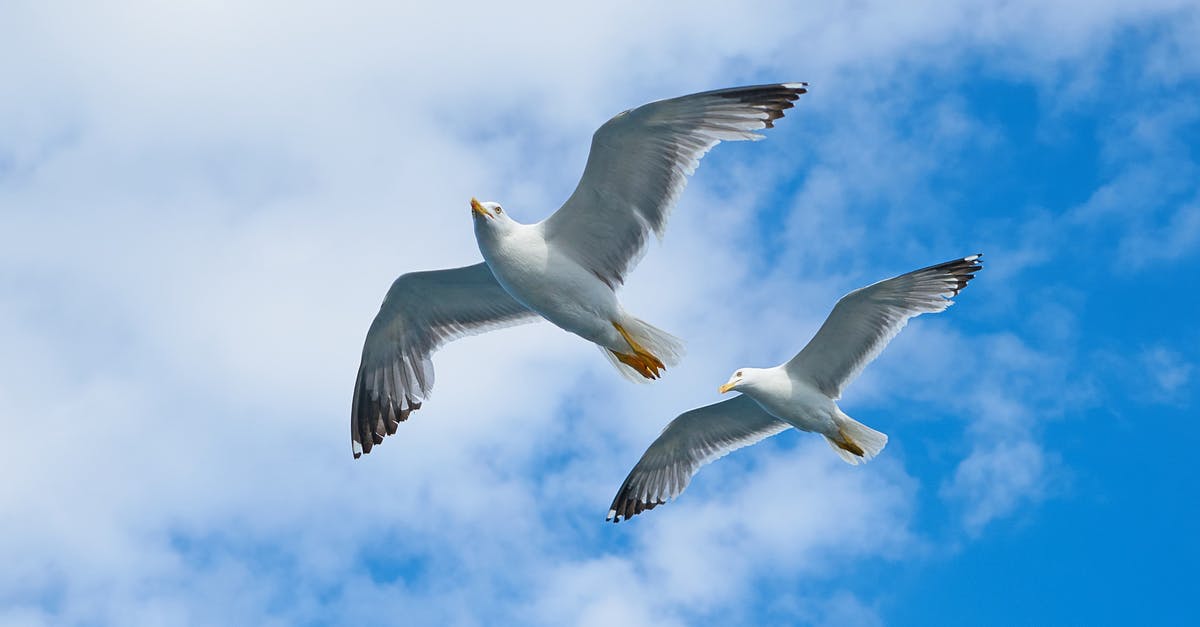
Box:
[785,255,983,399]
[351,263,540,458]
[607,395,790,522]
[542,83,808,288]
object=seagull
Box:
[606,254,983,522]
[351,83,809,458]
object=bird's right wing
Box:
[607,395,790,522]
[542,83,808,288]
[352,262,540,458]
[785,255,983,399]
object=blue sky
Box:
[1,1,1197,625]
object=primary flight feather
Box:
[607,254,983,522]
[351,83,809,458]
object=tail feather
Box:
[826,411,888,465]
[601,316,684,383]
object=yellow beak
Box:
[718,382,736,394]
[470,197,492,218]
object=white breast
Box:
[476,223,619,343]
[744,368,837,435]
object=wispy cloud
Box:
[941,439,1052,534]
[1140,345,1195,404]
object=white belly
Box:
[749,376,838,435]
[479,227,620,346]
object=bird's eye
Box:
[736,370,743,377]
[495,206,503,214]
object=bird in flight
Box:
[607,254,983,522]
[352,83,809,458]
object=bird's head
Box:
[718,368,757,394]
[470,198,520,242]
[470,198,509,223]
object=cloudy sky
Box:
[1,1,1197,625]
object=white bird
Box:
[607,254,983,522]
[351,83,809,458]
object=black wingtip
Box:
[351,367,427,458]
[943,253,985,295]
[606,495,665,523]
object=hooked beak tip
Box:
[470,198,491,218]
[718,383,734,394]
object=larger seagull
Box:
[351,83,809,458]
[607,254,983,522]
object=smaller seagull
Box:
[607,254,983,522]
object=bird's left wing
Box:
[607,395,790,522]
[785,255,983,399]
[542,83,808,288]
[352,262,540,458]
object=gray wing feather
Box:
[785,255,983,399]
[351,263,539,458]
[543,83,808,287]
[607,395,790,522]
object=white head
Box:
[470,198,517,236]
[718,367,762,394]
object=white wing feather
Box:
[607,395,790,522]
[785,255,983,399]
[351,263,539,457]
[542,83,808,287]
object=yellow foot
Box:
[835,428,866,457]
[611,321,666,379]
[612,350,664,379]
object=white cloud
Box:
[1118,199,1200,268]
[1070,99,1200,271]
[941,440,1051,534]
[1140,345,1195,404]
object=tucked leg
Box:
[610,321,666,379]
